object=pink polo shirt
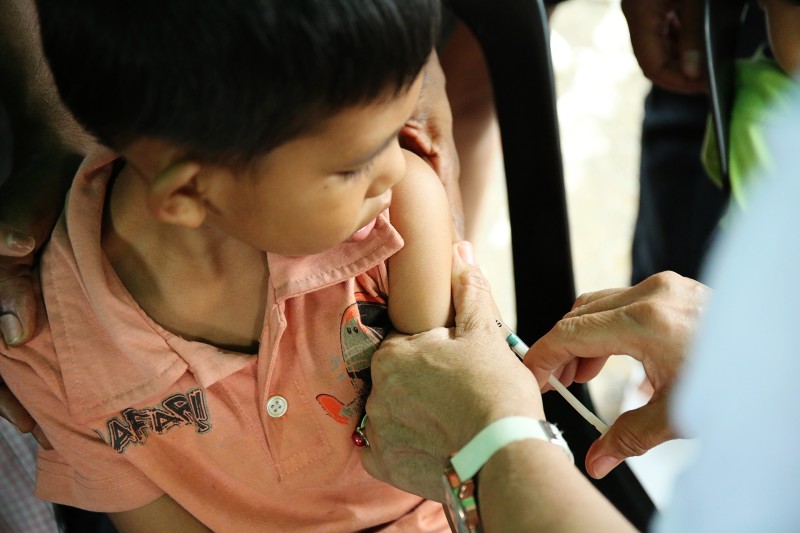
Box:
[0,148,447,532]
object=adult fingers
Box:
[524,308,640,386]
[0,223,35,257]
[621,0,706,93]
[676,0,705,80]
[568,287,627,313]
[568,271,686,317]
[450,242,500,341]
[584,395,675,479]
[621,0,676,84]
[0,264,38,345]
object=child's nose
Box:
[365,141,405,198]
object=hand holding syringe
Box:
[496,319,609,434]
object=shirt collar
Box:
[266,210,403,302]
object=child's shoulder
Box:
[392,150,448,208]
[388,150,452,241]
[401,149,444,186]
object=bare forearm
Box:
[479,440,635,533]
[0,0,90,352]
[0,0,90,231]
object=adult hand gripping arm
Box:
[362,242,633,532]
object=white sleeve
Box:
[654,89,800,532]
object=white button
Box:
[266,395,288,418]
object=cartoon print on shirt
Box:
[316,292,390,424]
[95,388,211,453]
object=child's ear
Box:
[146,160,207,228]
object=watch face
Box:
[442,473,471,533]
[442,470,481,533]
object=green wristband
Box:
[451,416,573,480]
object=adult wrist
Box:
[442,416,572,532]
[477,439,575,533]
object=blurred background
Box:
[475,0,647,416]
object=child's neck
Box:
[101,162,268,354]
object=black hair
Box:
[35,0,441,165]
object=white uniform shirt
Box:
[655,90,800,531]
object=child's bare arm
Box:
[109,494,211,533]
[387,151,455,334]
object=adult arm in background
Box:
[524,270,710,479]
[0,0,92,345]
[622,0,708,93]
[362,242,634,532]
[0,0,92,437]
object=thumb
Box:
[451,241,497,340]
[584,397,674,479]
[678,0,705,80]
[0,223,35,257]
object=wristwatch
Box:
[442,416,573,533]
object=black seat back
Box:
[443,0,656,528]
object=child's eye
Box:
[339,168,364,181]
[339,160,375,181]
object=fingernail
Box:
[682,50,702,79]
[590,456,621,479]
[0,314,23,345]
[6,231,35,254]
[456,241,475,265]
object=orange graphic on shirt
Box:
[316,292,390,424]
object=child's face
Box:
[761,0,800,77]
[128,74,424,256]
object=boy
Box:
[0,1,454,531]
[703,0,800,208]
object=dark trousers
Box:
[631,1,767,284]
[631,87,726,283]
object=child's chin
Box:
[346,217,378,243]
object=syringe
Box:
[496,319,609,434]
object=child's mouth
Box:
[347,217,378,243]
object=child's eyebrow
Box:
[345,126,403,168]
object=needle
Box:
[496,318,609,434]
